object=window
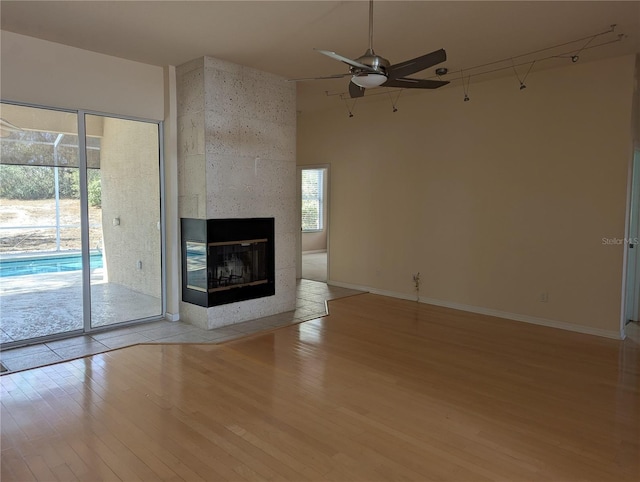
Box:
[301,168,324,232]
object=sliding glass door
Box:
[0,103,163,346]
[0,105,84,342]
[85,114,162,328]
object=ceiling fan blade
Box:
[349,81,366,98]
[387,49,447,80]
[383,77,449,89]
[288,73,352,82]
[315,49,376,72]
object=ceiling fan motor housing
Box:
[351,49,390,75]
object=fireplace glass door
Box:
[181,218,275,307]
[208,239,267,291]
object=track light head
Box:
[519,83,526,91]
[571,55,579,63]
[463,94,470,102]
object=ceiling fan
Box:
[293,0,449,98]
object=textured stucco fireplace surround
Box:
[176,56,297,330]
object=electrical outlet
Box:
[538,292,549,303]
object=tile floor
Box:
[0,279,363,374]
[302,251,327,282]
[302,251,327,283]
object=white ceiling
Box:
[1,1,639,111]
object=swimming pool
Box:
[0,252,103,278]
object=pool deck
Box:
[0,269,159,343]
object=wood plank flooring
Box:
[1,293,638,481]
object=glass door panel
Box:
[85,115,162,328]
[0,104,83,343]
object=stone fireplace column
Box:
[176,56,297,329]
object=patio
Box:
[0,268,160,344]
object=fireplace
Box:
[181,218,275,307]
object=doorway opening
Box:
[299,165,329,283]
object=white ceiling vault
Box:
[1,1,639,111]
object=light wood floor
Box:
[1,294,638,481]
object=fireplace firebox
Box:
[181,218,275,307]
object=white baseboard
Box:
[165,312,180,322]
[302,249,327,255]
[326,280,623,340]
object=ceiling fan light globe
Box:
[351,73,387,89]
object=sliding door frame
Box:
[77,110,91,332]
[0,100,166,345]
[78,109,166,334]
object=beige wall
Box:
[163,65,180,320]
[298,54,636,338]
[1,31,164,120]
[635,55,640,150]
[302,231,327,252]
